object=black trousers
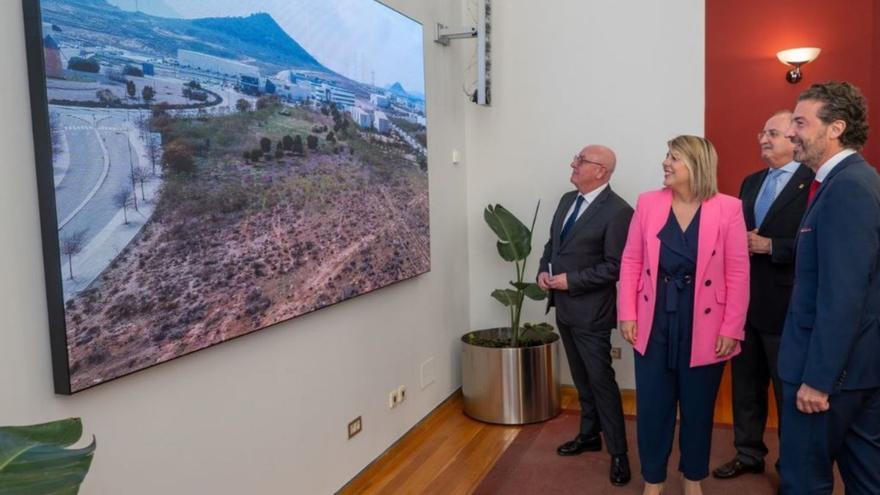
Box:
[730,323,783,464]
[556,319,627,455]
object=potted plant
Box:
[0,417,96,494]
[461,202,561,424]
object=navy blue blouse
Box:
[650,207,701,369]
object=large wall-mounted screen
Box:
[22,0,428,394]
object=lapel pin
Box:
[799,183,805,189]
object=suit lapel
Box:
[645,189,672,282]
[552,192,577,242]
[801,154,861,221]
[760,165,812,231]
[559,186,611,250]
[742,170,765,230]
[695,195,721,286]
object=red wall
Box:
[706,0,880,195]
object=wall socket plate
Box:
[420,357,435,389]
[347,416,362,439]
[610,347,622,359]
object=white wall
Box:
[0,1,470,494]
[464,0,705,389]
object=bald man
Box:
[538,144,634,486]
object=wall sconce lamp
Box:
[776,47,821,84]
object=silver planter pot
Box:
[461,328,561,425]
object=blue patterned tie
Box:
[560,195,585,241]
[754,169,783,227]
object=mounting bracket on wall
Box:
[434,25,477,45]
[433,0,491,106]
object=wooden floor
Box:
[338,387,631,495]
[339,368,777,494]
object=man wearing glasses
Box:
[713,110,814,480]
[537,144,634,486]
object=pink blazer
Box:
[618,189,749,367]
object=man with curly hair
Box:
[779,81,880,494]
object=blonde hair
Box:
[667,135,719,201]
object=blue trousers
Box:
[634,347,725,483]
[779,383,880,495]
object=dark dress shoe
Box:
[556,434,601,456]
[712,458,765,479]
[610,454,631,486]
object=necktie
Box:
[808,179,821,203]
[560,195,585,241]
[754,168,783,227]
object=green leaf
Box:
[0,418,96,495]
[484,205,531,261]
[522,322,555,341]
[496,241,518,262]
[491,289,521,307]
[484,205,529,241]
[522,283,547,301]
[526,322,555,334]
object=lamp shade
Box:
[776,47,821,66]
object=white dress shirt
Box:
[563,183,608,224]
[815,149,857,183]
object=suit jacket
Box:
[778,153,880,394]
[739,164,814,334]
[538,186,633,330]
[618,189,750,367]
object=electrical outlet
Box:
[397,385,406,403]
[347,416,362,439]
[610,347,622,359]
[388,389,398,408]
[420,357,435,389]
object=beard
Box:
[792,127,827,169]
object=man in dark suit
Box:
[713,111,814,479]
[778,81,880,494]
[537,144,634,486]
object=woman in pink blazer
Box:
[618,135,749,495]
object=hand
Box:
[715,335,737,357]
[548,273,568,291]
[619,320,637,345]
[537,272,552,291]
[748,229,771,254]
[796,383,830,414]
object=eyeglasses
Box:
[572,154,606,168]
[757,129,784,140]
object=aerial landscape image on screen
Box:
[35,0,428,391]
